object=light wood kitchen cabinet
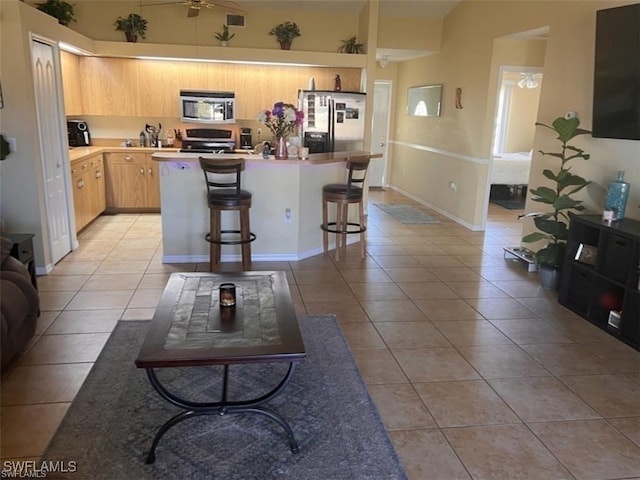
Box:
[70,153,106,232]
[75,57,362,119]
[104,152,160,211]
[60,51,83,116]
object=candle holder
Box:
[219,283,236,307]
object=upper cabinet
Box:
[60,51,83,115]
[64,56,363,119]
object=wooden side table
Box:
[2,233,38,291]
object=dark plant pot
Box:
[125,32,138,43]
[538,264,560,291]
[279,41,291,50]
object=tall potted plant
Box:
[114,13,148,43]
[521,116,591,289]
[269,21,301,50]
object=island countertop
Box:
[151,150,380,164]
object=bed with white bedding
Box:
[491,151,532,185]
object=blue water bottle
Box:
[262,142,270,159]
[604,170,630,220]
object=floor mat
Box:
[490,199,525,210]
[374,203,440,224]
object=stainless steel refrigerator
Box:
[298,90,366,153]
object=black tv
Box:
[592,3,640,141]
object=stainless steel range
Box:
[179,128,236,153]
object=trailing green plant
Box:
[36,0,76,26]
[521,116,591,267]
[338,36,364,54]
[114,13,148,42]
[269,21,301,48]
[214,25,235,43]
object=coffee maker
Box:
[67,120,91,147]
[240,128,252,149]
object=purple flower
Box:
[257,101,303,138]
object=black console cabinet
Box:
[559,215,640,350]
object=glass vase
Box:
[604,170,630,220]
[275,137,288,160]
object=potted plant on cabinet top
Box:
[521,115,591,290]
[214,24,235,47]
[269,21,301,50]
[114,13,148,43]
[36,0,76,26]
[338,36,364,54]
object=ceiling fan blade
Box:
[187,6,200,16]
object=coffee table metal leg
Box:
[144,363,299,463]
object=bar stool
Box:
[199,157,256,271]
[321,156,370,262]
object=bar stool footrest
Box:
[320,222,367,235]
[206,230,257,246]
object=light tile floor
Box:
[2,189,640,479]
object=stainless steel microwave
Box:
[179,90,235,124]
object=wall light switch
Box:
[7,137,17,152]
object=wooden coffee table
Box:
[135,271,306,464]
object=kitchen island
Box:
[151,151,376,263]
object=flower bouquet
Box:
[257,102,304,138]
[257,102,304,159]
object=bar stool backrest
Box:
[345,156,370,195]
[199,158,245,196]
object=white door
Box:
[370,81,392,187]
[31,39,72,264]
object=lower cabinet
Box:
[559,214,640,350]
[104,152,160,211]
[70,153,106,232]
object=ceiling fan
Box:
[517,73,542,89]
[142,0,246,18]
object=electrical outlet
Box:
[285,208,292,224]
[449,181,457,193]
[257,128,262,136]
[7,137,17,152]
[565,111,577,119]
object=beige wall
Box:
[36,0,361,51]
[505,81,541,153]
[378,15,442,51]
[387,0,640,230]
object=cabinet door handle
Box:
[148,167,153,176]
[140,167,145,174]
[77,179,84,188]
[126,156,133,161]
[95,170,102,179]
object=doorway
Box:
[370,81,392,188]
[488,66,543,212]
[31,37,73,265]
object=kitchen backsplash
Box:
[68,115,270,147]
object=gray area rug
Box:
[44,316,406,480]
[490,199,525,210]
[374,203,440,224]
